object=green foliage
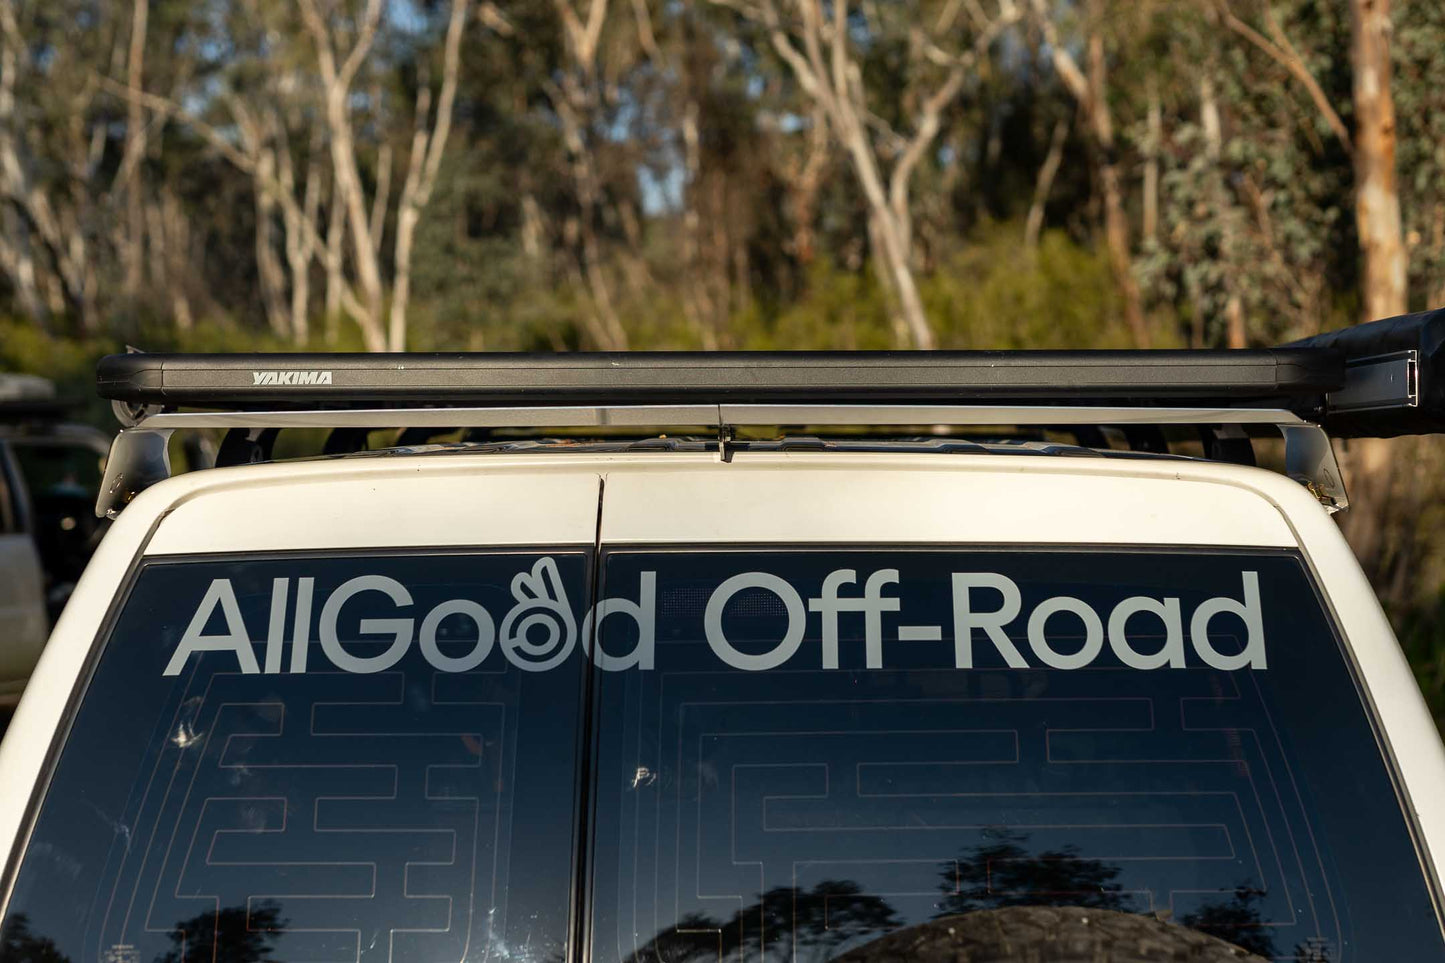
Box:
[1133,0,1353,347]
[1397,591,1445,732]
[739,260,893,350]
[401,218,1125,353]
[926,227,1135,350]
[1393,0,1445,307]
[0,319,116,425]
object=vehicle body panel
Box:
[0,448,1441,947]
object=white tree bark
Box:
[0,0,96,326]
[548,0,631,350]
[717,0,1018,349]
[389,0,468,351]
[300,0,388,351]
[1143,78,1160,246]
[1029,0,1148,346]
[0,206,41,319]
[278,120,323,345]
[120,0,148,302]
[325,168,345,339]
[1025,116,1069,250]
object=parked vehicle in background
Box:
[2,310,1444,961]
[0,375,108,713]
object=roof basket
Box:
[0,374,75,423]
[90,307,1445,520]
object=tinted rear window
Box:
[2,552,593,963]
[3,548,1440,962]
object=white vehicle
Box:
[1,310,1443,962]
[0,435,45,711]
[0,375,94,710]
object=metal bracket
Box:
[1280,423,1348,513]
[1328,350,1418,413]
[717,423,734,463]
[97,427,174,519]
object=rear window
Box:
[2,548,1440,962]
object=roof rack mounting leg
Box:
[398,427,449,446]
[717,424,734,463]
[323,426,372,456]
[1201,425,1256,466]
[217,427,279,467]
[1121,425,1169,454]
[96,427,174,519]
[1280,424,1348,513]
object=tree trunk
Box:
[301,0,387,351]
[1340,0,1408,582]
[786,109,829,265]
[253,153,291,338]
[149,188,194,332]
[866,212,910,348]
[1350,0,1407,322]
[1201,73,1245,348]
[680,99,720,350]
[550,78,629,350]
[838,113,934,349]
[324,170,344,341]
[390,203,419,351]
[1225,295,1246,348]
[1431,203,1445,308]
[325,85,386,352]
[521,193,543,260]
[0,209,42,321]
[1025,117,1068,250]
[122,0,147,302]
[1142,79,1159,246]
[1033,0,1147,346]
[1086,31,1148,347]
[285,148,321,345]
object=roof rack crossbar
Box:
[94,403,1346,518]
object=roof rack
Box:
[90,307,1445,520]
[99,348,1340,408]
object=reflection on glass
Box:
[590,550,1435,963]
[153,903,285,963]
[625,882,900,963]
[1,913,70,963]
[933,829,1128,915]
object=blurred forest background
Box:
[0,0,1444,714]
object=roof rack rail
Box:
[89,306,1445,519]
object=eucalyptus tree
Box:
[708,0,1022,349]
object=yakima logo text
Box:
[252,370,333,386]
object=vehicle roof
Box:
[125,445,1323,555]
